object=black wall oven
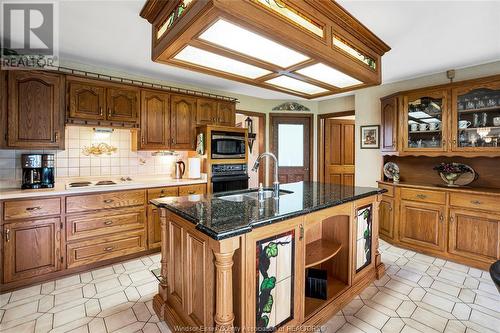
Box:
[211,164,249,193]
[211,131,245,159]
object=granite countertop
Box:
[0,175,207,200]
[151,181,385,240]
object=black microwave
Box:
[211,131,246,159]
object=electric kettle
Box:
[175,160,185,179]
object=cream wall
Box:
[350,60,500,187]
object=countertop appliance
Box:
[211,163,249,193]
[175,160,186,179]
[22,154,54,189]
[211,131,245,159]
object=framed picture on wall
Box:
[360,125,380,149]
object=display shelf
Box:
[408,130,441,134]
[460,126,500,131]
[305,240,342,268]
[304,277,348,319]
[458,106,500,114]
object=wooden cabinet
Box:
[402,88,449,153]
[380,96,398,152]
[67,76,139,124]
[67,77,106,120]
[399,200,445,252]
[450,79,500,152]
[178,184,206,196]
[196,98,217,125]
[139,90,171,150]
[106,86,140,122]
[147,186,179,249]
[7,71,64,149]
[3,218,62,283]
[448,208,499,262]
[217,101,235,126]
[171,95,197,150]
[379,197,394,239]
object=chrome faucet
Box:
[252,152,280,197]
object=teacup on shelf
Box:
[429,122,440,131]
[419,123,429,131]
[458,120,471,129]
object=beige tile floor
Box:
[1,241,499,333]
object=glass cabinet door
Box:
[403,89,448,152]
[452,81,500,151]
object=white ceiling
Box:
[57,0,500,100]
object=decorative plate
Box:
[383,162,400,180]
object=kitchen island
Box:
[150,181,385,332]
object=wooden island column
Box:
[210,237,240,332]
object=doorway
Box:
[235,110,266,188]
[270,113,313,184]
[318,111,355,186]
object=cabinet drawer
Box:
[450,193,498,211]
[66,190,145,213]
[67,230,146,268]
[147,186,178,201]
[4,198,61,221]
[178,184,206,196]
[400,188,446,205]
[66,208,145,241]
[378,183,394,197]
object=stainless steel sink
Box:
[217,189,292,202]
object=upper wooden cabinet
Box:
[217,101,235,127]
[402,88,449,153]
[196,98,217,126]
[451,79,500,153]
[138,90,171,150]
[67,78,106,120]
[380,75,500,156]
[7,71,65,149]
[380,95,398,152]
[171,95,197,150]
[66,76,139,125]
[107,86,140,122]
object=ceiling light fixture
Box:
[140,0,390,98]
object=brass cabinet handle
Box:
[26,206,41,211]
[159,195,165,198]
[299,224,304,240]
[141,136,145,144]
[108,108,112,118]
[99,107,103,116]
[104,220,113,225]
[470,200,482,205]
[416,194,427,199]
[188,191,195,194]
[389,205,393,211]
[104,246,114,252]
[450,216,454,223]
[439,214,444,222]
[5,228,10,242]
[103,199,114,204]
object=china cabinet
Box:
[451,80,500,152]
[402,88,449,153]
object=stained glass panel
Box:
[333,36,376,71]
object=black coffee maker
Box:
[22,154,55,189]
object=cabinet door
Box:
[449,209,499,262]
[171,95,196,150]
[244,217,304,330]
[402,89,449,153]
[217,101,235,126]
[399,200,445,251]
[67,78,106,120]
[7,71,64,149]
[3,218,61,283]
[147,205,162,249]
[106,86,140,122]
[379,197,394,239]
[381,96,398,152]
[196,98,217,125]
[140,90,170,149]
[451,79,500,152]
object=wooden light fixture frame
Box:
[140,0,390,99]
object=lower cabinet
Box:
[3,218,62,283]
[448,208,499,262]
[399,200,445,252]
[379,197,394,239]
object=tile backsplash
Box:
[0,126,189,188]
